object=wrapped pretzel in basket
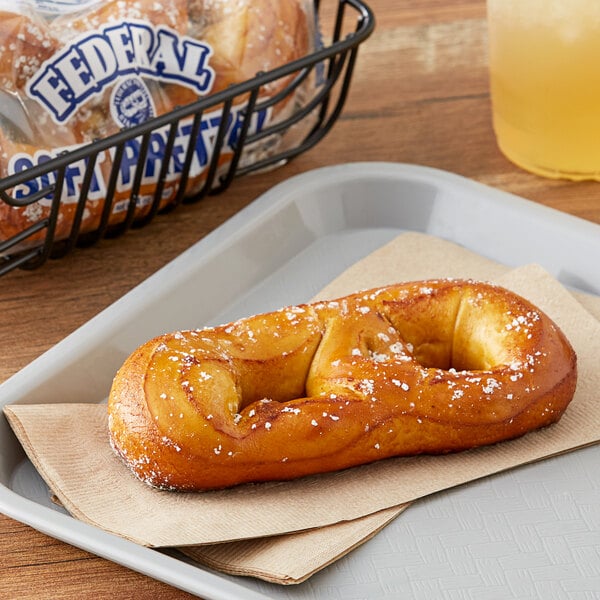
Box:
[0,0,324,255]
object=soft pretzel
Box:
[108,279,577,491]
[0,8,58,92]
[188,0,310,96]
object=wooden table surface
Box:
[1,1,599,598]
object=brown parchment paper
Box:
[180,504,404,585]
[4,232,600,583]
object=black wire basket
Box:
[0,0,375,276]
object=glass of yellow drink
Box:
[487,0,600,180]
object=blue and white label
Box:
[8,103,272,206]
[26,20,215,123]
[111,77,156,128]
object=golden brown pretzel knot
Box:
[108,279,577,491]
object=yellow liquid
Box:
[488,1,600,180]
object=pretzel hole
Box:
[185,310,324,417]
[384,292,513,372]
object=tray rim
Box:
[1,161,599,599]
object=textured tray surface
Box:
[1,163,599,599]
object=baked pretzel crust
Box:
[108,279,577,491]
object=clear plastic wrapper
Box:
[0,0,320,251]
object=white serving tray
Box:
[1,163,599,600]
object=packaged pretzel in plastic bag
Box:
[0,0,320,252]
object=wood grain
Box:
[1,0,598,598]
